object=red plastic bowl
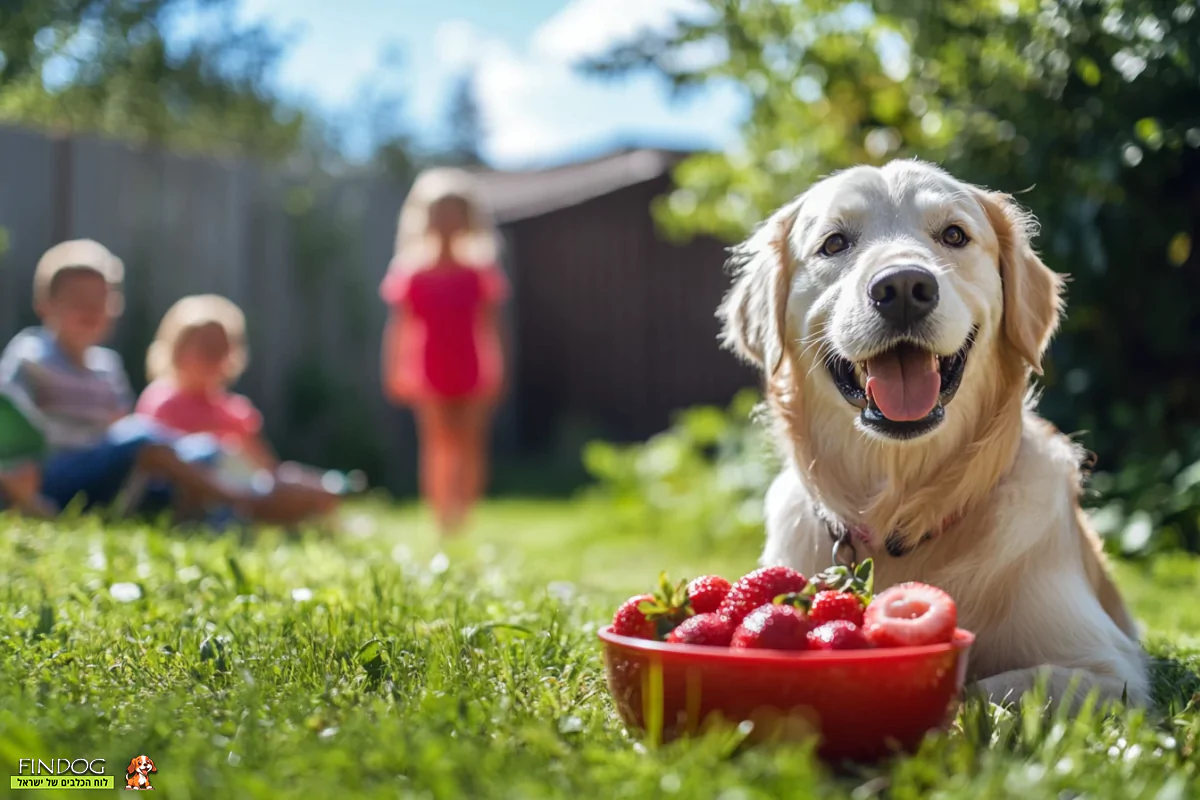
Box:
[599,625,974,762]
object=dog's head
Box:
[126,755,156,776]
[720,159,1062,444]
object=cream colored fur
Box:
[721,160,1149,709]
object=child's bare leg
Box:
[438,403,476,535]
[275,462,326,490]
[461,401,493,509]
[418,402,462,535]
[138,444,337,525]
[416,408,438,516]
[0,465,56,519]
[243,482,335,526]
[273,463,343,513]
[136,444,238,509]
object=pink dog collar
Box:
[820,506,963,560]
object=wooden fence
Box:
[0,125,419,489]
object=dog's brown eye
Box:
[820,233,850,256]
[941,225,969,248]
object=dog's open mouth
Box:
[827,329,976,439]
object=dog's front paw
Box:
[974,666,1142,714]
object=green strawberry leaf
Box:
[855,559,873,587]
[774,591,811,612]
[805,559,875,604]
[638,573,694,639]
[855,558,875,602]
[636,599,663,615]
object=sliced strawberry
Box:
[808,591,865,627]
[719,566,807,625]
[807,620,870,651]
[687,575,732,615]
[863,582,957,648]
[667,612,736,647]
[730,604,813,651]
[611,594,657,639]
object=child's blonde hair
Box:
[393,168,499,270]
[33,239,125,304]
[146,294,248,382]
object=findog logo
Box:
[124,755,157,791]
[11,757,111,791]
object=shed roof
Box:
[472,148,689,224]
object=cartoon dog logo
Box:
[124,755,156,790]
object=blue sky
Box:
[223,0,747,168]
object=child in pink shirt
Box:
[136,295,363,517]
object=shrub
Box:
[582,390,775,550]
[584,392,1200,555]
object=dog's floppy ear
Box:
[147,758,156,773]
[126,758,139,775]
[718,197,803,376]
[976,190,1064,374]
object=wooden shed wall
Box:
[502,175,756,448]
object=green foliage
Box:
[0,504,1197,797]
[589,0,1200,550]
[1090,449,1200,555]
[582,389,776,552]
[0,0,307,158]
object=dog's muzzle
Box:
[827,328,976,440]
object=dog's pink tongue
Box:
[865,346,941,422]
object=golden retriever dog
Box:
[719,159,1148,709]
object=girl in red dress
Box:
[380,169,509,534]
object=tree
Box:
[0,0,305,159]
[590,0,1200,550]
[440,71,485,167]
[354,45,422,182]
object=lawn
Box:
[1,499,1198,799]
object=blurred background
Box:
[0,0,1197,553]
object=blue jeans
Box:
[40,415,222,512]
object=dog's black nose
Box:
[868,265,939,327]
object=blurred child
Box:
[380,168,509,535]
[0,239,258,520]
[136,294,362,520]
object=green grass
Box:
[1,499,1198,799]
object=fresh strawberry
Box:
[730,604,813,651]
[667,612,736,647]
[719,566,807,625]
[610,573,693,640]
[863,582,958,648]
[808,591,865,627]
[612,594,657,639]
[807,620,870,651]
[687,575,732,615]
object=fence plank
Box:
[0,128,56,340]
